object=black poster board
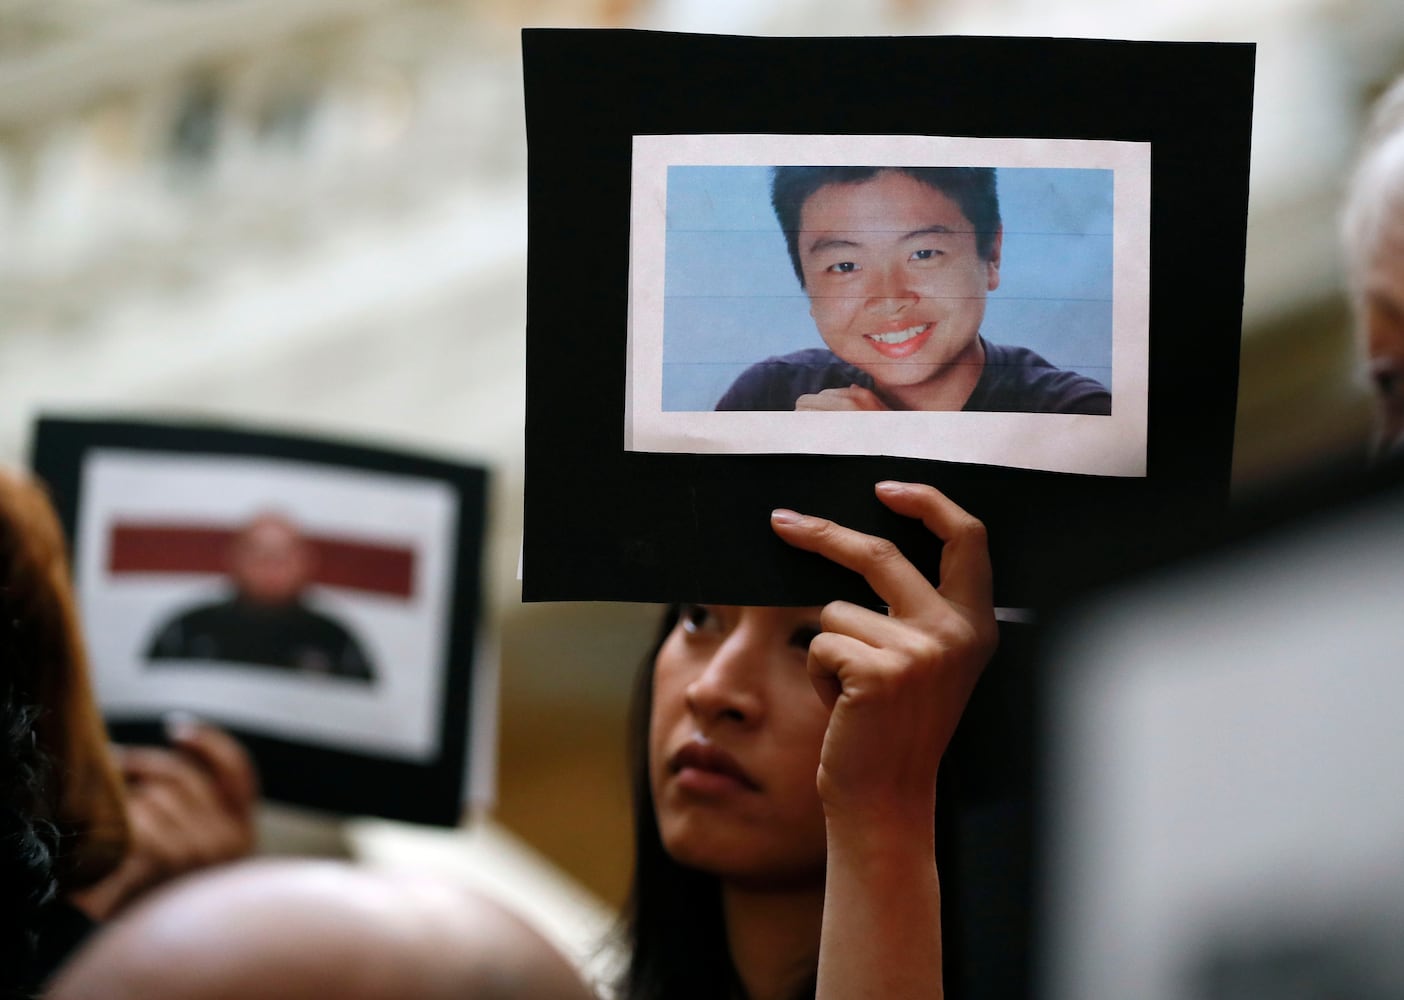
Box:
[31,416,488,827]
[522,30,1255,608]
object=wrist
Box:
[821,777,937,834]
[824,802,937,871]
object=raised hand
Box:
[69,720,258,919]
[771,480,996,819]
[770,480,998,1000]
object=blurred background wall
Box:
[3,0,1402,911]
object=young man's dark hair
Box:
[770,166,1002,287]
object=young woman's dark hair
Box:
[1,512,59,999]
[616,605,818,1000]
[770,166,1002,288]
[0,470,131,998]
[0,472,129,891]
[0,695,59,1000]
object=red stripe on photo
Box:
[108,523,416,599]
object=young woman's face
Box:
[649,605,830,889]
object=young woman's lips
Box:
[669,740,760,795]
[864,322,934,359]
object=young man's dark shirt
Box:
[716,338,1111,414]
[147,596,375,681]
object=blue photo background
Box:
[661,165,1114,411]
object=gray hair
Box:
[1340,73,1404,297]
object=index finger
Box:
[872,481,993,612]
[828,385,886,411]
[113,746,221,809]
[769,509,937,617]
[769,482,992,615]
[164,716,260,812]
[796,386,886,412]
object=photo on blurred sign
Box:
[31,416,488,826]
[626,133,1150,477]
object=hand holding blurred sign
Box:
[31,416,488,827]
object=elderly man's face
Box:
[1360,197,1404,461]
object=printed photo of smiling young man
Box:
[715,166,1113,414]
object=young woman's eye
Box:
[827,260,858,274]
[680,604,719,635]
[910,248,942,261]
[789,626,821,651]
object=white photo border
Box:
[75,449,459,763]
[626,134,1150,478]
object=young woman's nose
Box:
[684,628,767,728]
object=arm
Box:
[771,481,998,1000]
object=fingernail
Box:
[875,481,906,496]
[163,710,201,741]
[771,508,803,525]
